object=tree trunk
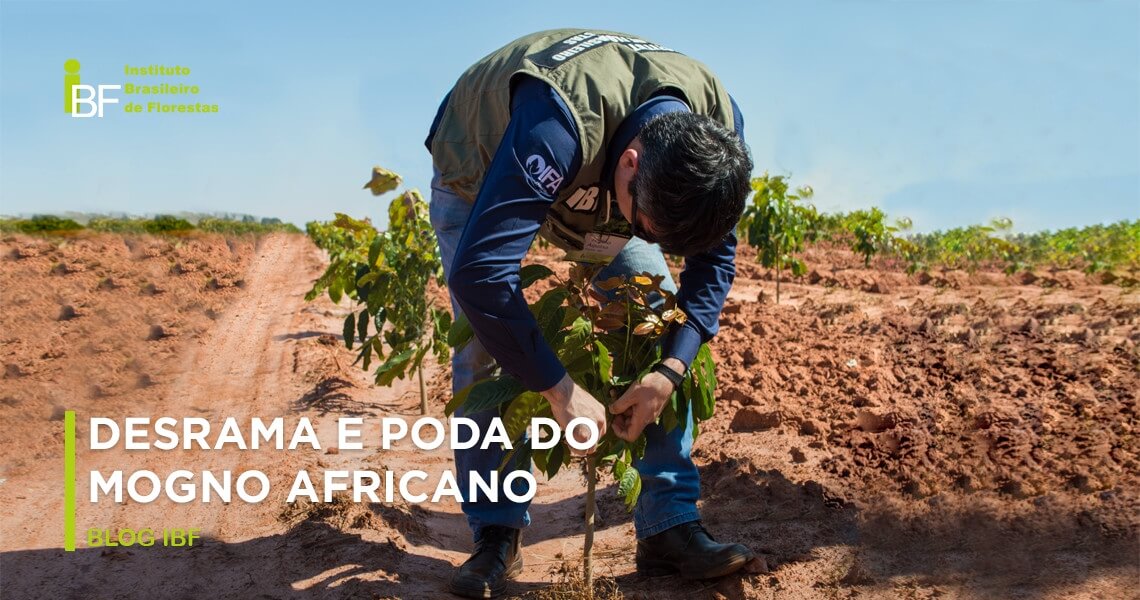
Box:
[775,257,783,304]
[417,365,427,415]
[583,454,598,599]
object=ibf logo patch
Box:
[564,185,600,213]
[521,153,564,197]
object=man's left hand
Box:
[608,358,684,441]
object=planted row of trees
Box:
[737,173,1139,299]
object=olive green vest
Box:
[430,29,736,252]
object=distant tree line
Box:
[0,213,301,235]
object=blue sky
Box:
[1,0,1136,232]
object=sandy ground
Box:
[1,233,1136,599]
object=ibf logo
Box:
[65,59,120,118]
[565,185,600,212]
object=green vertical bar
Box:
[64,59,81,114]
[64,410,76,551]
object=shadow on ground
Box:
[613,458,1139,599]
[1,520,451,600]
[11,464,1131,599]
[292,377,371,416]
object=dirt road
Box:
[1,234,363,597]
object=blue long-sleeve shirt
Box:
[427,76,744,392]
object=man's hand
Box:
[541,373,607,456]
[609,358,684,442]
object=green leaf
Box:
[543,309,567,342]
[659,397,678,432]
[374,347,415,386]
[357,310,369,343]
[594,339,612,384]
[501,392,546,443]
[329,276,343,304]
[563,351,595,389]
[617,463,641,510]
[498,442,532,474]
[362,166,402,197]
[411,343,431,371]
[531,288,570,341]
[544,443,566,479]
[360,339,373,371]
[559,318,592,352]
[343,312,356,349]
[333,212,374,233]
[449,376,526,416]
[595,437,620,467]
[444,380,474,416]
[630,434,648,462]
[448,313,474,350]
[368,234,385,268]
[691,344,716,421]
[519,264,555,289]
[556,318,592,370]
[357,269,380,289]
[372,335,385,359]
[532,445,550,474]
[432,308,451,338]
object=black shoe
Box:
[636,521,754,579]
[448,525,523,599]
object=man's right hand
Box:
[541,373,607,456]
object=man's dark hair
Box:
[630,112,752,256]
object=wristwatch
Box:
[651,361,686,390]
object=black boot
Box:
[448,525,523,598]
[636,521,754,579]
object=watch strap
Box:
[652,362,686,389]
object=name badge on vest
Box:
[549,183,630,264]
[565,231,631,264]
[563,192,632,264]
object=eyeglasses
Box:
[629,191,659,244]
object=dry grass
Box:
[511,558,624,600]
[277,491,429,539]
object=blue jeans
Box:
[429,170,701,541]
